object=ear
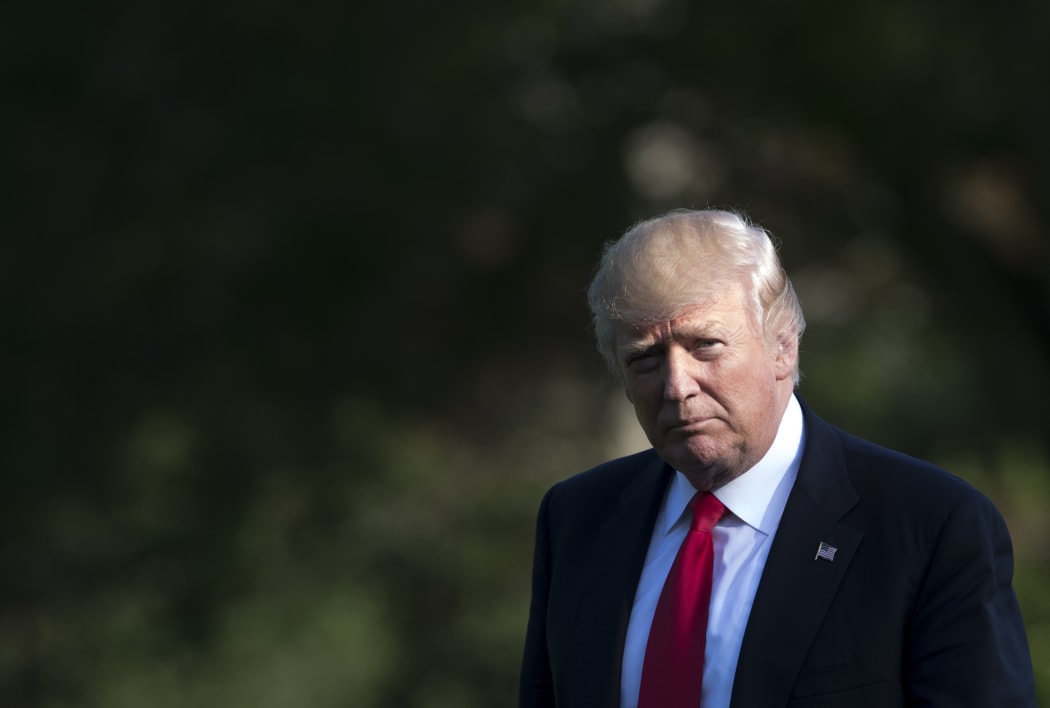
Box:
[773,331,798,381]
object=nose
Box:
[663,346,702,401]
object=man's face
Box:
[614,284,795,491]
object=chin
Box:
[677,439,726,468]
[665,442,741,485]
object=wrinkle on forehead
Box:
[616,289,762,347]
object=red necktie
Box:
[638,491,725,708]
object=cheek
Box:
[718,365,775,410]
[624,375,660,407]
[627,388,662,428]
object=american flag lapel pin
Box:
[814,541,838,562]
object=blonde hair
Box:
[587,209,805,382]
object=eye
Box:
[692,339,723,357]
[624,349,660,371]
[626,352,654,367]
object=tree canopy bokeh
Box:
[4,1,1049,706]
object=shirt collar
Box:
[658,394,806,537]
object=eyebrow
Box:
[618,340,659,358]
[679,322,724,338]
[617,321,729,356]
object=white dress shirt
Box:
[620,395,806,708]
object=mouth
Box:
[666,417,716,434]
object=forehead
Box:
[614,287,753,346]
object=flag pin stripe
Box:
[814,541,837,561]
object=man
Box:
[518,209,1036,707]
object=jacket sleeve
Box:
[904,489,1036,706]
[519,487,556,708]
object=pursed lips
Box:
[664,415,717,433]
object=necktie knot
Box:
[690,492,725,533]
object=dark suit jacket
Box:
[519,400,1036,707]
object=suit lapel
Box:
[573,452,672,705]
[730,403,863,708]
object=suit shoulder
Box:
[549,448,663,500]
[832,425,989,508]
[537,448,669,544]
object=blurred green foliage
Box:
[3,0,1049,706]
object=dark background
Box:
[4,1,1049,706]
